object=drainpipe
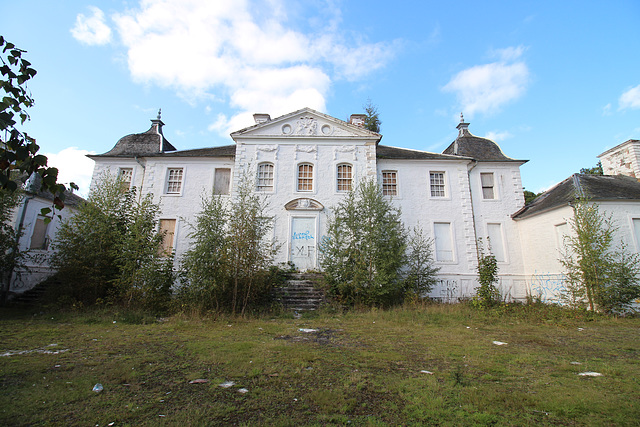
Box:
[134,156,146,200]
[466,160,481,260]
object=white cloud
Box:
[484,130,513,142]
[43,147,96,198]
[443,46,530,117]
[70,6,112,46]
[93,0,397,134]
[602,103,612,116]
[619,84,640,110]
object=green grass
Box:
[0,303,638,426]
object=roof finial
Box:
[460,112,464,123]
[157,108,162,120]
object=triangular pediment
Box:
[231,107,381,141]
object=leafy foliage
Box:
[363,99,381,133]
[579,161,603,175]
[523,189,541,205]
[0,37,76,204]
[178,171,279,315]
[320,179,408,307]
[473,239,500,308]
[559,199,640,313]
[404,226,439,298]
[51,172,172,310]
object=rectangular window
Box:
[30,216,50,250]
[382,171,398,196]
[486,223,505,262]
[159,219,176,256]
[430,172,446,197]
[434,222,454,262]
[214,168,231,195]
[337,164,352,192]
[632,219,640,252]
[257,163,274,192]
[297,164,313,192]
[165,168,183,194]
[119,167,133,190]
[481,173,495,199]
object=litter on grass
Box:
[93,384,103,393]
[189,379,209,384]
[420,370,434,375]
[219,381,235,388]
[299,328,317,333]
[578,372,603,377]
[492,341,508,346]
[570,362,582,365]
[238,388,249,394]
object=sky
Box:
[1,0,639,197]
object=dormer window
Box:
[297,163,313,192]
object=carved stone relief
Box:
[285,198,324,211]
[295,116,318,135]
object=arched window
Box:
[297,163,313,192]
[336,163,352,192]
[257,162,274,191]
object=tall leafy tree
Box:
[0,37,75,204]
[52,172,172,309]
[179,171,278,315]
[559,199,640,312]
[579,161,603,175]
[320,178,407,306]
[363,99,381,133]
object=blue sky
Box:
[2,0,639,197]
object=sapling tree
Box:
[559,199,640,312]
[320,178,407,307]
[473,238,500,308]
[404,225,439,298]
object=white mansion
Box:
[85,107,640,302]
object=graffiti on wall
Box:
[437,278,459,303]
[529,271,566,303]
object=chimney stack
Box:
[349,114,366,127]
[253,113,271,124]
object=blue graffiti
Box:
[292,231,314,240]
[530,271,566,303]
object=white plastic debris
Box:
[299,328,317,333]
[238,388,249,394]
[578,371,602,377]
[219,381,235,388]
[189,379,209,384]
[420,370,434,375]
[577,328,584,331]
[570,362,582,365]
[93,383,104,393]
[492,341,508,346]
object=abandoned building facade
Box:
[8,106,624,303]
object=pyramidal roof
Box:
[91,110,176,158]
[442,115,526,163]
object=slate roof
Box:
[144,145,236,158]
[512,174,640,219]
[376,145,472,161]
[90,119,176,158]
[442,124,526,163]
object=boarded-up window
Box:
[30,216,50,250]
[159,219,176,256]
[481,173,495,199]
[214,168,231,195]
[434,222,453,262]
[382,170,398,196]
[486,223,505,262]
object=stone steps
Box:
[276,273,326,311]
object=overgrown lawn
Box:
[1,304,638,425]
